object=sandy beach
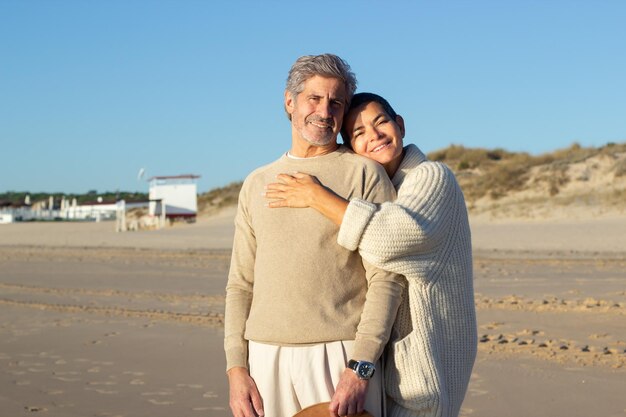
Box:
[1,209,625,417]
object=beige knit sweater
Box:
[338,144,477,417]
[224,146,406,371]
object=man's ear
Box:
[284,90,295,115]
[396,115,406,138]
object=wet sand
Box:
[1,210,625,416]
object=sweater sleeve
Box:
[224,182,256,371]
[351,259,405,362]
[338,162,461,273]
[351,165,405,362]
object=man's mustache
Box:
[306,116,334,128]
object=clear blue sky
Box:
[1,1,625,194]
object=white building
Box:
[148,175,200,220]
[0,213,14,224]
[64,200,118,221]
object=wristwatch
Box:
[347,359,376,380]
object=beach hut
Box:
[148,174,200,221]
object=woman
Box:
[264,93,477,417]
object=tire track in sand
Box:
[0,298,224,327]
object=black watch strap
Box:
[347,359,375,379]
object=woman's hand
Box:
[264,172,349,226]
[264,172,322,208]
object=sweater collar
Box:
[392,144,427,189]
[279,144,348,165]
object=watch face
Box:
[357,362,375,379]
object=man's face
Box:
[345,101,405,169]
[285,75,347,147]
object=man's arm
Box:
[331,165,404,416]
[330,260,405,416]
[224,182,265,417]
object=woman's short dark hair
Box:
[340,92,398,148]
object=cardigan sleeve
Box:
[337,161,462,271]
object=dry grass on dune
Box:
[429,142,626,218]
[428,142,626,200]
[196,142,626,219]
[197,181,242,215]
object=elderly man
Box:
[224,54,405,417]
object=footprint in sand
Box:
[176,383,203,389]
[483,322,505,330]
[55,371,80,376]
[24,406,47,412]
[9,370,26,376]
[86,387,119,395]
[43,389,64,395]
[95,389,118,395]
[46,354,62,359]
[141,391,173,397]
[18,361,45,367]
[54,376,81,382]
[147,399,174,405]
[88,381,117,386]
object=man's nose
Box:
[317,100,333,118]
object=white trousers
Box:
[249,340,383,417]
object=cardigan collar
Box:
[391,144,428,189]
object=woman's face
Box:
[344,101,405,172]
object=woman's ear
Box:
[395,115,406,138]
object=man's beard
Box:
[301,116,336,146]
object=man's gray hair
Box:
[284,53,357,120]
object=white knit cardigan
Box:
[338,144,477,417]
